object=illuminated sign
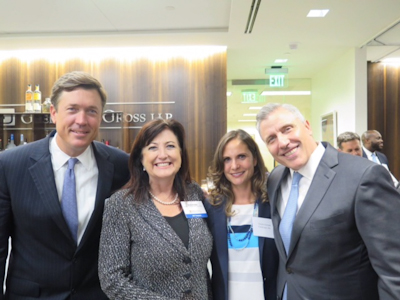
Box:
[269,75,285,87]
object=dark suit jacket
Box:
[0,131,129,300]
[362,149,389,165]
[204,198,278,300]
[268,143,400,300]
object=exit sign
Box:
[269,75,285,87]
[242,91,260,103]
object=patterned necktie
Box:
[371,153,379,164]
[279,171,303,254]
[280,171,303,300]
[61,158,79,243]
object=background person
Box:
[256,103,400,300]
[99,118,212,299]
[337,131,363,156]
[362,129,398,186]
[0,71,130,299]
[204,129,278,300]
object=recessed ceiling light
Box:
[307,9,329,17]
[249,106,262,110]
[243,113,257,117]
[238,120,257,122]
[261,91,311,96]
[274,59,288,63]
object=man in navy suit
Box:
[362,130,398,186]
[0,71,129,299]
[257,103,400,300]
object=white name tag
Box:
[181,201,208,218]
[253,217,274,239]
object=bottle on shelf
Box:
[6,134,16,150]
[33,84,42,113]
[18,134,26,146]
[42,97,51,113]
[25,84,34,113]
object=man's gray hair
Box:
[256,103,306,134]
[337,131,361,150]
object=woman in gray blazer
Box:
[99,119,213,299]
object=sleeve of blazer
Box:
[355,163,400,299]
[98,192,176,300]
[0,158,11,299]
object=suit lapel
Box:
[28,134,73,242]
[79,143,114,247]
[288,143,337,256]
[268,166,289,259]
[138,198,190,255]
[212,202,229,289]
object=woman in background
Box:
[99,118,212,299]
[205,129,278,300]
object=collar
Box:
[290,142,325,181]
[362,146,374,158]
[50,133,95,171]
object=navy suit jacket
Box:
[268,143,400,299]
[204,198,278,300]
[0,131,129,300]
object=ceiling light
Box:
[307,9,329,17]
[261,91,311,96]
[243,113,257,117]
[227,91,232,96]
[249,106,262,110]
[274,59,288,63]
[238,120,257,122]
[381,58,400,65]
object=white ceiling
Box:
[0,0,400,80]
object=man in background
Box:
[362,130,397,186]
[0,71,130,299]
[337,131,363,156]
[257,103,400,300]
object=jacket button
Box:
[183,256,191,264]
[183,272,191,279]
[286,267,293,274]
[183,289,191,294]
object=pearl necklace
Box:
[149,191,179,205]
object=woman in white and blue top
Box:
[204,129,278,300]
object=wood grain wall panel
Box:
[0,51,227,183]
[367,62,400,180]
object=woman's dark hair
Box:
[125,118,191,203]
[208,129,268,216]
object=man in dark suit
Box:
[362,130,398,186]
[337,131,363,157]
[256,103,400,300]
[0,71,130,299]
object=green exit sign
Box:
[269,75,285,87]
[242,91,260,103]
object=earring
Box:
[143,166,146,171]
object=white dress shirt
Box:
[50,134,99,244]
[362,146,398,186]
[278,142,325,218]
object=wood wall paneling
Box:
[0,52,227,183]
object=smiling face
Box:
[222,138,256,190]
[50,88,103,157]
[259,107,317,171]
[369,131,384,151]
[141,129,182,184]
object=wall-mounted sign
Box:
[269,75,285,87]
[242,90,260,103]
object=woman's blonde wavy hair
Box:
[208,129,268,216]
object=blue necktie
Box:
[61,158,79,242]
[279,171,302,300]
[371,153,379,164]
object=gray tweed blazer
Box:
[99,182,213,300]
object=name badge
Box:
[181,201,208,218]
[253,217,274,239]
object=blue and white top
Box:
[227,204,264,300]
